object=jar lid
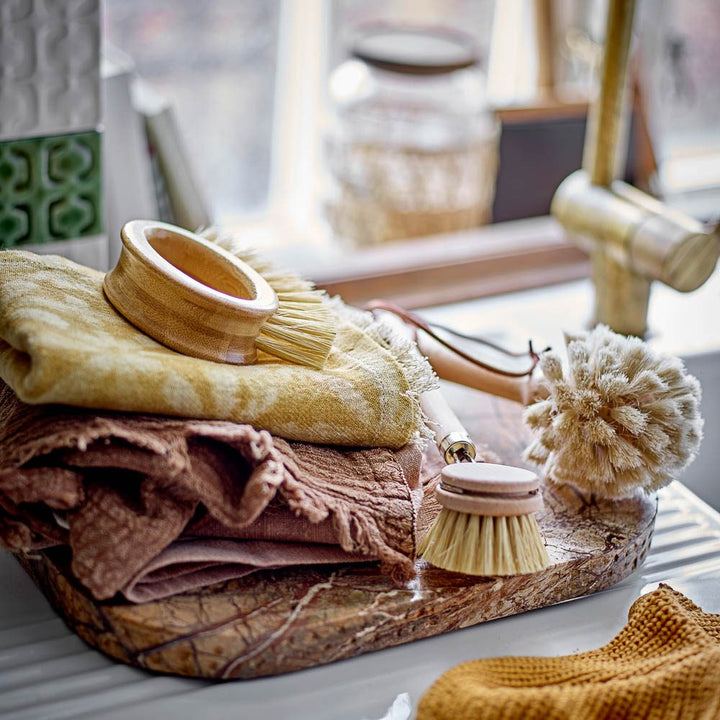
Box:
[351,26,478,76]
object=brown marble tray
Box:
[16,386,656,680]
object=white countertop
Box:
[1,482,719,720]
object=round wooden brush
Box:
[418,388,550,576]
[201,227,337,369]
[105,221,337,369]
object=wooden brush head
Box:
[104,220,279,364]
[437,463,543,517]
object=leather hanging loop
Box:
[365,299,544,379]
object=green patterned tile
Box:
[0,132,103,246]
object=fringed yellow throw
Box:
[0,251,435,448]
[418,584,720,720]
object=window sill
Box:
[302,215,590,309]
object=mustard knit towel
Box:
[418,585,720,720]
[0,251,435,448]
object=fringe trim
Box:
[201,227,435,444]
[330,298,438,447]
[277,457,416,584]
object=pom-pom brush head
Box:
[524,325,704,499]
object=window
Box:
[637,0,720,222]
[104,0,281,223]
[103,0,497,237]
[102,0,719,308]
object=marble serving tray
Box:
[16,387,657,680]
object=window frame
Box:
[308,215,590,309]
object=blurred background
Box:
[103,0,720,240]
[2,0,719,277]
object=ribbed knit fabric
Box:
[417,584,720,720]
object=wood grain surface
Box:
[16,384,657,679]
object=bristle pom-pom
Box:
[523,325,703,498]
[539,353,564,382]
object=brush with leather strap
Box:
[367,300,704,501]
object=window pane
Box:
[103,0,280,222]
[638,0,720,221]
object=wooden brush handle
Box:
[421,378,544,518]
[421,388,476,464]
[416,332,549,406]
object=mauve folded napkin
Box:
[0,382,424,602]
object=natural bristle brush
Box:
[418,388,550,577]
[416,323,704,500]
[104,220,337,368]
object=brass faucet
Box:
[551,0,719,337]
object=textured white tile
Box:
[0,0,100,140]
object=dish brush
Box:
[410,321,703,500]
[201,227,337,368]
[105,220,337,369]
[418,388,550,576]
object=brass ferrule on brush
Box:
[438,431,476,465]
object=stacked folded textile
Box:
[0,251,437,603]
[0,251,434,448]
[0,382,425,602]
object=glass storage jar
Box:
[325,25,499,246]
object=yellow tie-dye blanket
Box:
[0,251,434,448]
